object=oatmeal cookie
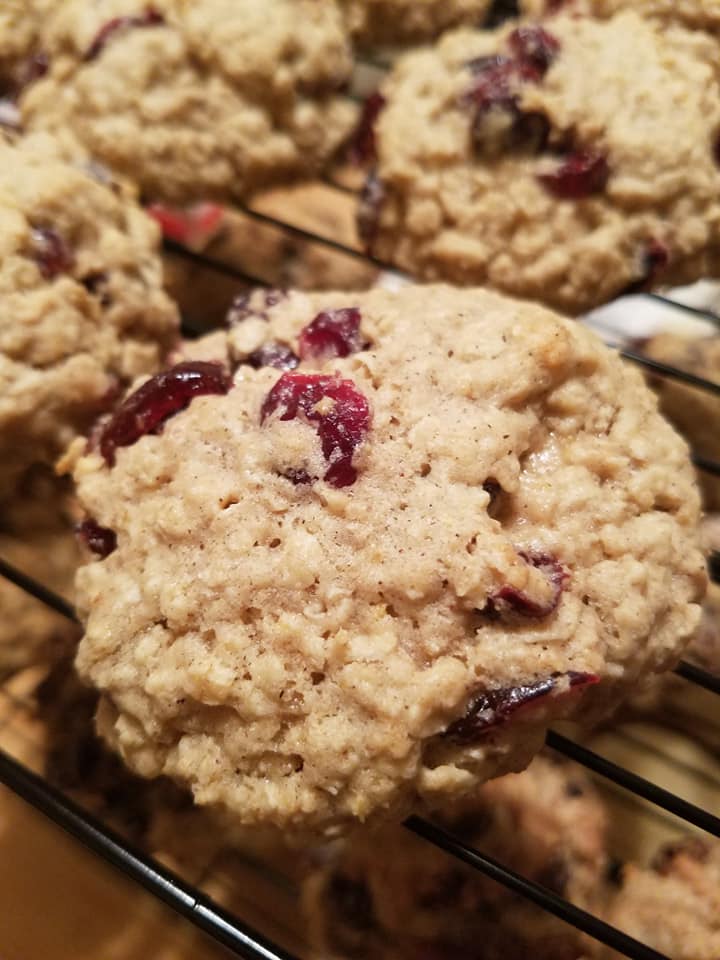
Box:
[625,515,720,748]
[342,0,493,47]
[521,0,720,33]
[21,0,356,203]
[0,130,178,498]
[69,284,704,833]
[362,12,720,314]
[303,753,607,959]
[0,468,81,680]
[639,332,720,510]
[604,838,720,959]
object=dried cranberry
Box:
[298,308,364,361]
[77,519,117,558]
[261,372,371,488]
[225,289,286,326]
[487,551,569,618]
[99,361,231,465]
[443,671,599,743]
[625,239,670,294]
[357,172,385,251]
[465,55,518,113]
[465,55,551,154]
[84,7,165,61]
[247,342,299,370]
[537,150,610,199]
[146,202,224,250]
[508,27,560,78]
[30,228,75,280]
[347,91,386,165]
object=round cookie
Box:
[604,838,720,959]
[0,130,178,498]
[362,12,720,314]
[303,753,608,959]
[639,332,720,510]
[21,0,356,204]
[342,0,493,47]
[521,0,720,33]
[0,468,81,680]
[69,284,705,833]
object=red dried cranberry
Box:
[487,550,569,618]
[225,289,286,326]
[261,373,371,488]
[464,55,551,153]
[99,361,231,465]
[77,519,117,558]
[347,91,386,165]
[625,239,670,293]
[84,7,165,61]
[247,342,299,370]
[465,55,519,113]
[508,27,560,78]
[146,202,224,250]
[444,671,599,743]
[30,228,75,280]
[537,150,610,199]
[298,308,364,361]
[357,172,385,251]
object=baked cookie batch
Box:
[0,0,718,957]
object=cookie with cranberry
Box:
[521,0,720,33]
[626,515,720,749]
[0,130,178,498]
[0,468,81,680]
[68,284,704,833]
[362,12,720,314]
[303,753,608,959]
[21,0,356,203]
[342,0,494,47]
[603,838,720,959]
[639,332,720,510]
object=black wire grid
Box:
[2,186,720,960]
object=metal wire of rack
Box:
[2,178,720,960]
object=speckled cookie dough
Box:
[626,515,720,743]
[0,469,81,680]
[342,0,493,47]
[639,332,720,510]
[362,12,720,314]
[69,284,705,833]
[521,0,720,33]
[303,753,608,959]
[0,130,178,498]
[604,838,720,960]
[21,0,356,203]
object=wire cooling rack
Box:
[3,158,720,960]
